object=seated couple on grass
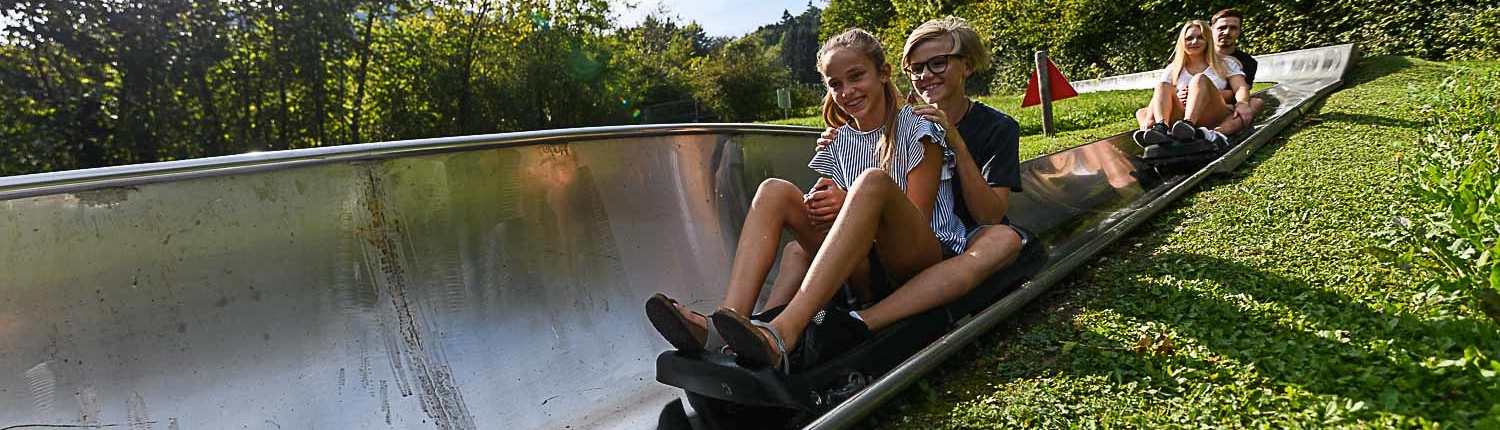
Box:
[1134,9,1266,148]
[644,18,1027,372]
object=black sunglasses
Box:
[904,54,964,79]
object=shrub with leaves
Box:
[821,0,1500,93]
[1383,69,1500,325]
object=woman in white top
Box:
[1133,20,1251,144]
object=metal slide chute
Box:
[0,45,1354,430]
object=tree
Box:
[691,37,790,122]
[819,0,892,41]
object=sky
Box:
[614,0,827,38]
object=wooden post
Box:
[1035,50,1055,137]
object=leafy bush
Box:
[824,0,1500,93]
[689,37,791,122]
[1382,68,1500,325]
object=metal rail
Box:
[0,123,814,201]
[0,44,1354,430]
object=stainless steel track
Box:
[0,45,1354,430]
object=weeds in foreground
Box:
[1377,67,1500,327]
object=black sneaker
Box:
[1150,121,1170,134]
[1133,122,1171,147]
[1202,128,1231,151]
[1170,119,1198,141]
[1131,130,1150,147]
[791,307,872,369]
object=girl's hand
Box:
[815,127,838,149]
[911,103,953,135]
[1176,85,1191,103]
[805,177,845,225]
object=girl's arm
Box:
[903,139,943,222]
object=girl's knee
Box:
[848,168,897,199]
[756,178,800,197]
[758,177,796,192]
[852,168,893,188]
[971,224,1015,247]
[753,178,802,207]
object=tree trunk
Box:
[351,8,376,145]
[193,65,227,156]
[456,0,493,135]
[271,6,290,149]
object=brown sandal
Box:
[645,293,710,353]
[711,308,790,372]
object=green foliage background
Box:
[3,0,1499,176]
[0,0,824,175]
[822,0,1500,91]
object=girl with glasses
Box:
[646,28,966,372]
[801,16,1028,344]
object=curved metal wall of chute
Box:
[0,44,1355,430]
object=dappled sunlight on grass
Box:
[867,56,1500,428]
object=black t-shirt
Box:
[952,101,1022,227]
[1230,50,1257,85]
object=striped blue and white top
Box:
[807,105,967,255]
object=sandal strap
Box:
[750,320,790,372]
[703,317,726,350]
[669,296,723,350]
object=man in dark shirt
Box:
[1210,8,1265,136]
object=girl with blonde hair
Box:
[646,28,966,372]
[1134,20,1251,145]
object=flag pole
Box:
[1035,50,1056,137]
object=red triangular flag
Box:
[1022,58,1079,108]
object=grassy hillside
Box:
[865,56,1500,428]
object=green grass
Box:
[766,83,1275,160]
[861,56,1500,428]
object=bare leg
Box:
[1149,82,1185,126]
[766,242,873,310]
[767,169,944,349]
[764,242,810,309]
[857,224,1022,331]
[719,178,826,317]
[1135,107,1155,130]
[1184,74,1231,126]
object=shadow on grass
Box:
[1344,56,1417,87]
[1311,112,1424,131]
[1056,251,1500,424]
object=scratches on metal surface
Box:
[126,392,152,430]
[23,363,56,416]
[380,380,391,425]
[354,167,476,430]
